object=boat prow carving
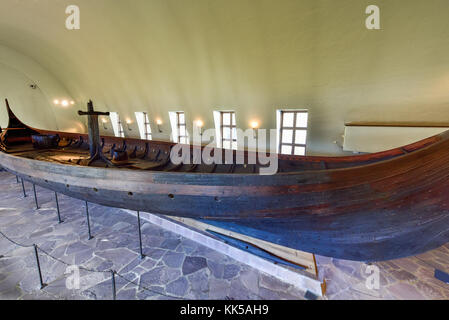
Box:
[0,99,40,151]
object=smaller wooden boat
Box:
[1,98,448,262]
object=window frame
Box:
[117,117,125,138]
[220,111,237,150]
[110,112,125,138]
[278,110,308,156]
[142,112,152,140]
[176,111,187,144]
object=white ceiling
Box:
[1,0,449,154]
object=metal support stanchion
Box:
[55,192,64,224]
[16,175,19,183]
[85,201,93,240]
[111,270,116,300]
[137,211,145,259]
[33,184,39,209]
[33,244,46,289]
[21,179,27,198]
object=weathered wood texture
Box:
[1,99,449,262]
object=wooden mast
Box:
[78,100,114,166]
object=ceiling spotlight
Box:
[53,99,60,105]
[61,100,69,107]
[70,101,75,105]
[126,119,132,131]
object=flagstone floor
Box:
[0,171,306,300]
[0,171,448,300]
[316,244,449,299]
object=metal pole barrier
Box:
[111,270,116,300]
[21,179,27,198]
[137,211,145,259]
[32,184,39,209]
[16,175,19,183]
[85,201,93,240]
[55,192,63,224]
[33,244,46,289]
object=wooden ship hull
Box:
[1,99,448,262]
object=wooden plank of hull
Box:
[2,127,449,262]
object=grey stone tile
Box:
[166,276,189,297]
[182,256,207,275]
[207,260,224,279]
[223,264,240,280]
[188,269,209,293]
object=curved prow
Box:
[1,99,39,151]
[5,98,32,129]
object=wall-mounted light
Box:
[53,99,75,106]
[195,119,204,136]
[156,119,163,133]
[250,121,259,138]
[102,118,108,130]
[126,119,132,131]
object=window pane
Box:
[296,113,308,128]
[223,113,230,125]
[283,112,294,127]
[232,141,237,150]
[223,127,231,139]
[232,113,236,125]
[282,129,293,143]
[179,125,186,136]
[281,145,292,155]
[178,113,185,124]
[223,140,231,149]
[294,146,305,156]
[232,128,237,139]
[295,130,307,145]
[180,137,187,144]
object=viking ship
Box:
[1,98,448,262]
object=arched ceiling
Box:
[1,0,449,154]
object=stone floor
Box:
[316,244,449,300]
[1,171,448,300]
[0,172,306,300]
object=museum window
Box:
[169,111,189,144]
[109,112,125,138]
[135,112,152,140]
[277,110,308,156]
[220,111,237,150]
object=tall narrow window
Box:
[278,110,308,155]
[176,112,188,144]
[221,111,237,150]
[135,112,152,140]
[169,111,188,143]
[109,112,125,138]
